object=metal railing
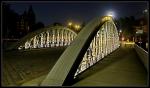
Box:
[134,44,148,71]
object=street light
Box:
[106,11,115,18]
[74,24,80,30]
[68,22,72,26]
[108,12,113,17]
[119,30,122,33]
[122,37,125,41]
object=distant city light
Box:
[68,22,72,26]
[119,30,122,33]
[122,37,125,41]
[143,9,148,13]
[74,24,80,30]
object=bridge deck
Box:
[73,46,148,87]
[2,46,148,86]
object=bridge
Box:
[2,16,148,87]
[8,25,77,50]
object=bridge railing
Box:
[134,44,148,71]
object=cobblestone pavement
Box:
[2,47,66,86]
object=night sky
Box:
[4,1,148,26]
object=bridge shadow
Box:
[72,46,137,85]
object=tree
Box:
[117,16,136,41]
[53,22,63,26]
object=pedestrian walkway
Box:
[3,46,147,86]
[73,47,148,87]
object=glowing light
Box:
[106,11,115,18]
[143,9,148,13]
[125,42,135,45]
[122,37,125,41]
[119,30,122,33]
[74,25,80,30]
[68,22,72,26]
[102,16,112,22]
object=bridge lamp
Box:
[75,25,80,30]
[68,22,72,27]
[122,37,125,41]
[119,30,122,35]
[119,30,122,33]
[77,25,81,29]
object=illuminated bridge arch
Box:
[9,25,77,50]
[41,16,120,86]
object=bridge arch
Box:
[8,25,77,50]
[41,16,120,86]
[74,18,120,77]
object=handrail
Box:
[134,44,148,71]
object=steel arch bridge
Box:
[41,16,120,86]
[8,25,77,50]
[74,17,120,77]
